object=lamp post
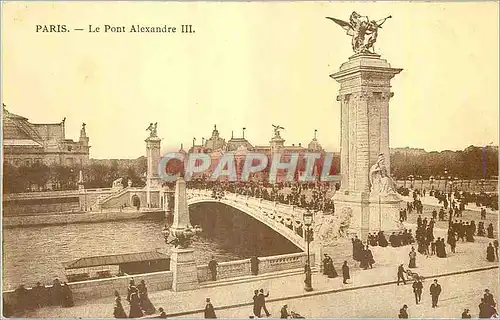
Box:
[454,176,459,192]
[429,176,435,191]
[303,210,314,292]
[444,168,449,193]
[408,175,414,189]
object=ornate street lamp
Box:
[429,176,435,191]
[303,210,314,292]
[408,175,414,189]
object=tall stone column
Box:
[145,135,161,207]
[331,53,403,238]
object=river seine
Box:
[3,204,300,291]
[2,218,241,291]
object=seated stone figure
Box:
[369,154,396,195]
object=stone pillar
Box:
[170,248,199,291]
[331,53,403,238]
[146,135,161,207]
[169,177,199,291]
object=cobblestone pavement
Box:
[18,234,498,318]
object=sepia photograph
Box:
[1,1,499,318]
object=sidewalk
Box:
[18,235,498,318]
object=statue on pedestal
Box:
[112,177,123,189]
[80,123,87,137]
[272,124,284,139]
[369,153,397,195]
[146,122,158,137]
[326,12,392,54]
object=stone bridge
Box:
[186,189,312,251]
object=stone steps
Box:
[199,267,319,289]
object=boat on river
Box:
[63,250,170,282]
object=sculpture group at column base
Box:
[170,247,200,292]
[333,190,403,239]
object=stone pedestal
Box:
[170,247,200,291]
[331,53,403,238]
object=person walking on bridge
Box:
[258,289,271,317]
[208,256,218,281]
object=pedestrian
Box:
[408,247,417,269]
[484,289,496,307]
[128,290,144,318]
[61,282,74,307]
[252,290,261,317]
[113,290,127,318]
[429,279,442,308]
[322,254,330,276]
[250,256,260,275]
[342,261,350,284]
[51,278,63,306]
[204,298,217,319]
[158,307,167,318]
[280,304,290,319]
[258,289,271,317]
[412,278,423,304]
[487,223,494,239]
[461,308,471,318]
[494,240,499,261]
[137,280,156,315]
[208,256,218,281]
[398,304,409,319]
[397,264,406,286]
[31,282,47,308]
[487,243,496,262]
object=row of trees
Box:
[390,146,498,180]
[3,158,147,194]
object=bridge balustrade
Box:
[196,252,313,283]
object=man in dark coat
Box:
[487,243,496,262]
[429,279,442,308]
[250,256,260,275]
[342,261,350,284]
[461,308,471,318]
[484,289,496,307]
[397,264,406,285]
[257,289,270,317]
[398,304,409,318]
[412,279,423,304]
[204,298,217,319]
[208,256,218,281]
[280,304,290,319]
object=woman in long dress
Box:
[113,291,127,318]
[137,280,156,315]
[327,257,338,278]
[487,243,496,262]
[128,291,143,318]
[61,282,74,307]
[408,247,417,268]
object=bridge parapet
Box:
[196,252,314,283]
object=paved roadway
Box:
[185,269,498,318]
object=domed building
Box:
[2,104,90,167]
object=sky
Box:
[2,2,499,159]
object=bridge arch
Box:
[186,190,308,251]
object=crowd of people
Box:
[3,278,74,317]
[113,279,161,318]
[187,180,338,213]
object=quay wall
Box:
[2,209,149,228]
[3,271,173,307]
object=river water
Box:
[2,204,300,291]
[2,218,245,291]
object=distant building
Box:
[185,125,328,182]
[2,105,90,167]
